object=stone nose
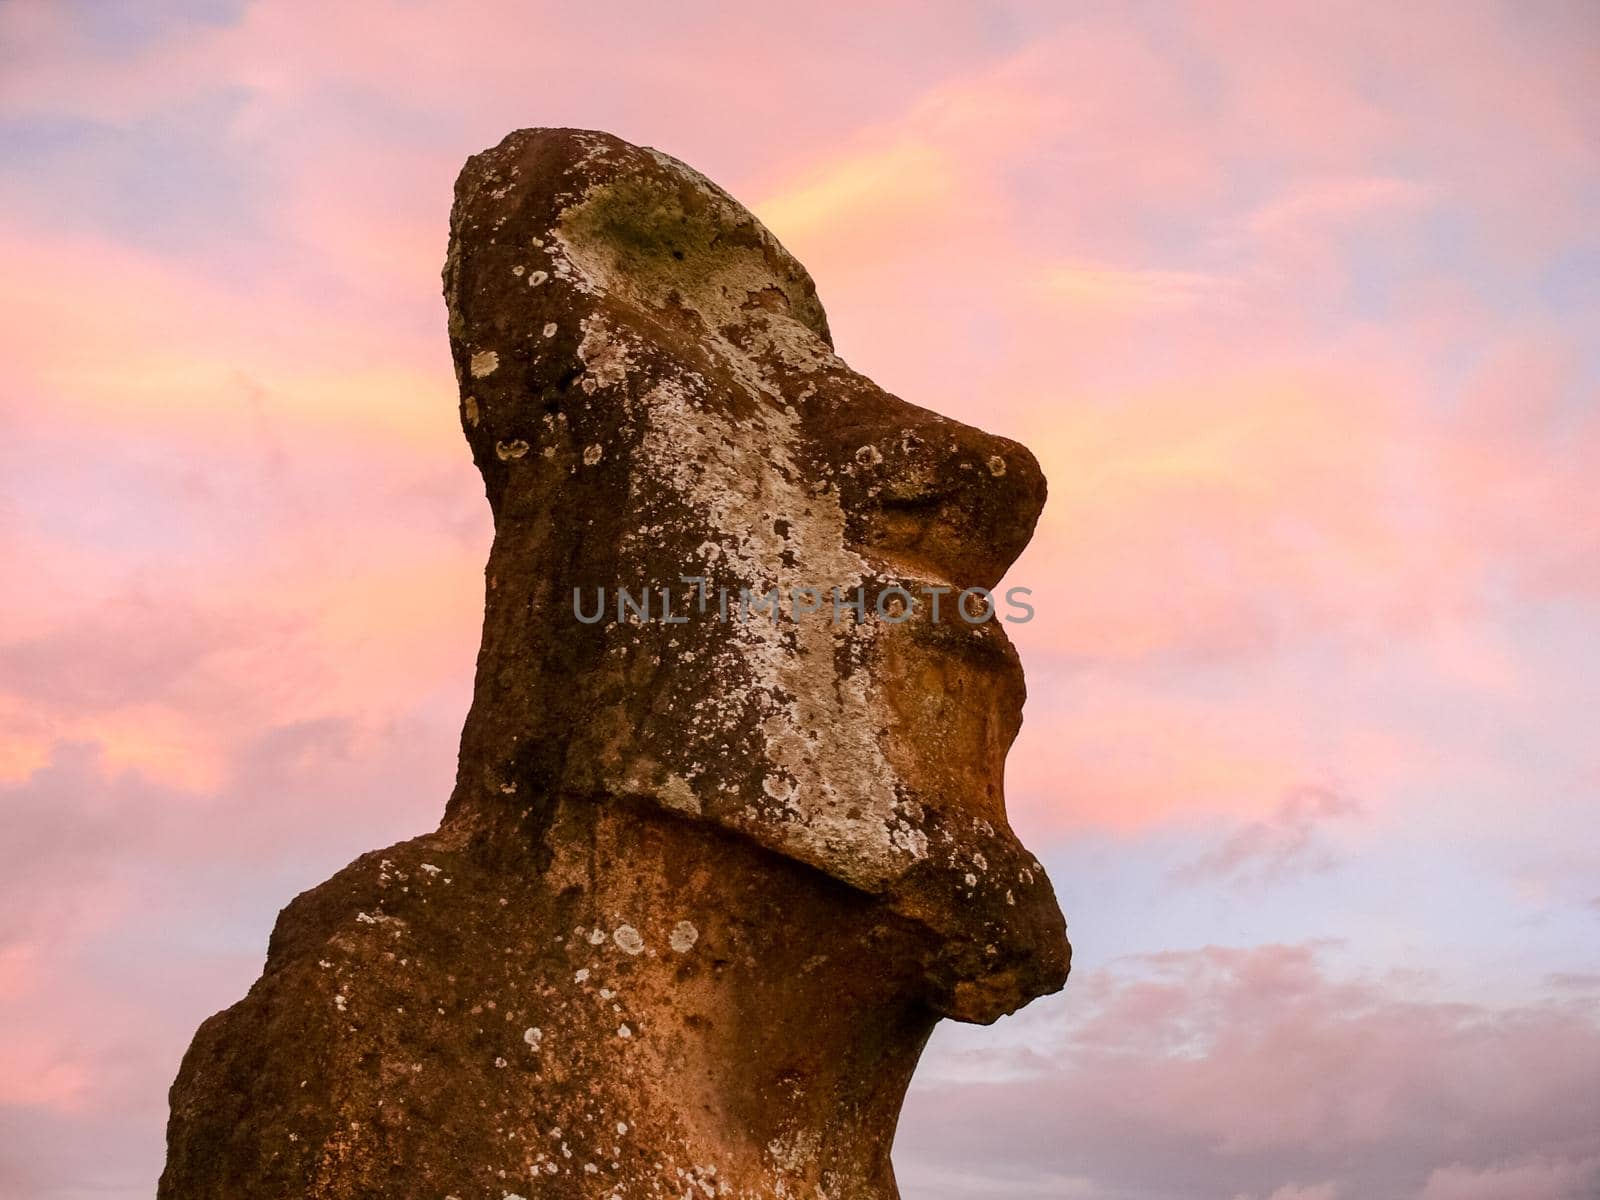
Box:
[823,403,1048,591]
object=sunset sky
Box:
[2,2,1597,1197]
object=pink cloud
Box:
[898,943,1600,1199]
[1420,1156,1600,1200]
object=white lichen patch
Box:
[656,773,701,816]
[612,925,644,955]
[616,1023,632,1039]
[987,454,1007,476]
[619,373,920,892]
[583,443,604,465]
[523,1026,542,1050]
[543,321,558,338]
[470,349,500,378]
[576,315,633,394]
[668,921,698,953]
[463,396,480,427]
[768,1128,821,1173]
[527,269,549,287]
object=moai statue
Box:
[161,129,1069,1200]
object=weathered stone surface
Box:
[160,128,1069,1200]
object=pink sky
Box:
[1,2,1597,1197]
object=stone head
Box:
[443,128,1068,1021]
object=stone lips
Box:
[160,128,1070,1199]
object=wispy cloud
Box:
[1173,787,1361,887]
